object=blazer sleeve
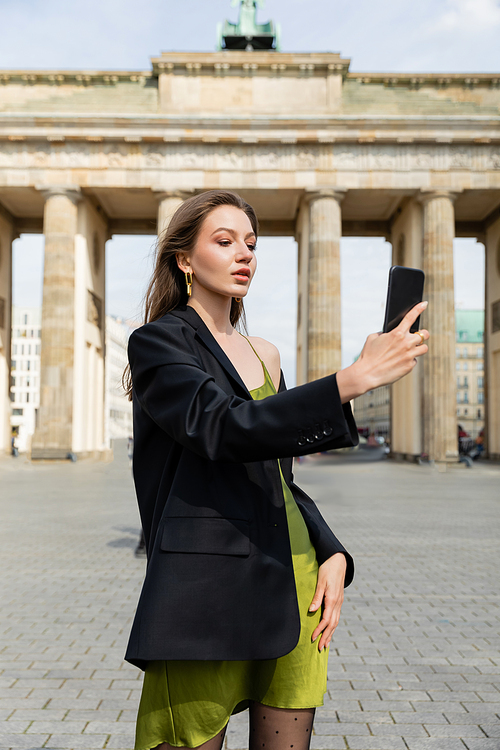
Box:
[276,375,355,586]
[129,320,359,463]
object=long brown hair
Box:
[122,189,259,400]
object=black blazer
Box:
[125,305,358,670]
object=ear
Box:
[176,252,192,274]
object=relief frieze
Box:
[0,139,499,173]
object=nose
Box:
[236,241,254,263]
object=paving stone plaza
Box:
[0,441,499,750]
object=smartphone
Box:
[382,266,425,334]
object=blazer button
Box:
[297,430,307,446]
[313,423,323,441]
[322,420,333,436]
[305,428,315,444]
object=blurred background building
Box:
[352,382,391,442]
[9,306,132,454]
[104,315,134,445]
[455,309,485,439]
[353,309,485,443]
[9,307,41,453]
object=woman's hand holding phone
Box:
[336,301,430,403]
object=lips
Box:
[232,268,251,280]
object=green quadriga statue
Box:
[217,0,281,51]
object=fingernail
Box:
[422,301,428,308]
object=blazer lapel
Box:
[169,306,252,399]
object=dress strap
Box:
[238,331,265,365]
[238,332,276,392]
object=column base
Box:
[31,448,113,462]
[31,446,73,460]
[420,458,465,471]
[389,451,421,463]
[390,452,464,469]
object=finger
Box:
[317,598,343,648]
[312,598,335,642]
[312,600,334,642]
[318,598,343,648]
[413,344,428,358]
[397,301,428,334]
[311,617,329,644]
[318,611,341,651]
[309,581,325,613]
[413,329,430,346]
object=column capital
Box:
[417,188,462,206]
[35,185,82,205]
[152,188,195,204]
[303,187,347,206]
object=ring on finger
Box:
[415,330,425,346]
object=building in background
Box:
[353,309,485,445]
[9,307,132,453]
[10,307,41,453]
[104,315,133,444]
[352,381,390,440]
[456,310,484,439]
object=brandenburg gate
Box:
[0,41,499,462]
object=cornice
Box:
[0,113,499,126]
[0,113,499,145]
[151,51,351,77]
[0,62,498,90]
[1,134,499,146]
[347,72,500,90]
[0,70,152,85]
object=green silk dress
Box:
[134,348,328,750]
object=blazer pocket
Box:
[160,517,250,557]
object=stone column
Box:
[32,187,81,459]
[389,198,424,460]
[0,209,14,455]
[484,215,500,460]
[419,189,459,463]
[72,198,109,457]
[306,189,345,382]
[294,201,309,386]
[155,190,192,236]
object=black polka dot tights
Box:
[248,702,315,750]
[154,702,315,750]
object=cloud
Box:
[433,0,500,32]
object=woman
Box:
[124,190,429,750]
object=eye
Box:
[247,243,257,252]
[218,239,231,246]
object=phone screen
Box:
[383,266,425,334]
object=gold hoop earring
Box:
[234,297,241,303]
[185,271,193,297]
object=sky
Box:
[6,0,495,385]
[1,0,499,72]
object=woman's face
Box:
[179,205,257,300]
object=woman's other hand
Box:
[309,552,347,652]
[337,301,430,403]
